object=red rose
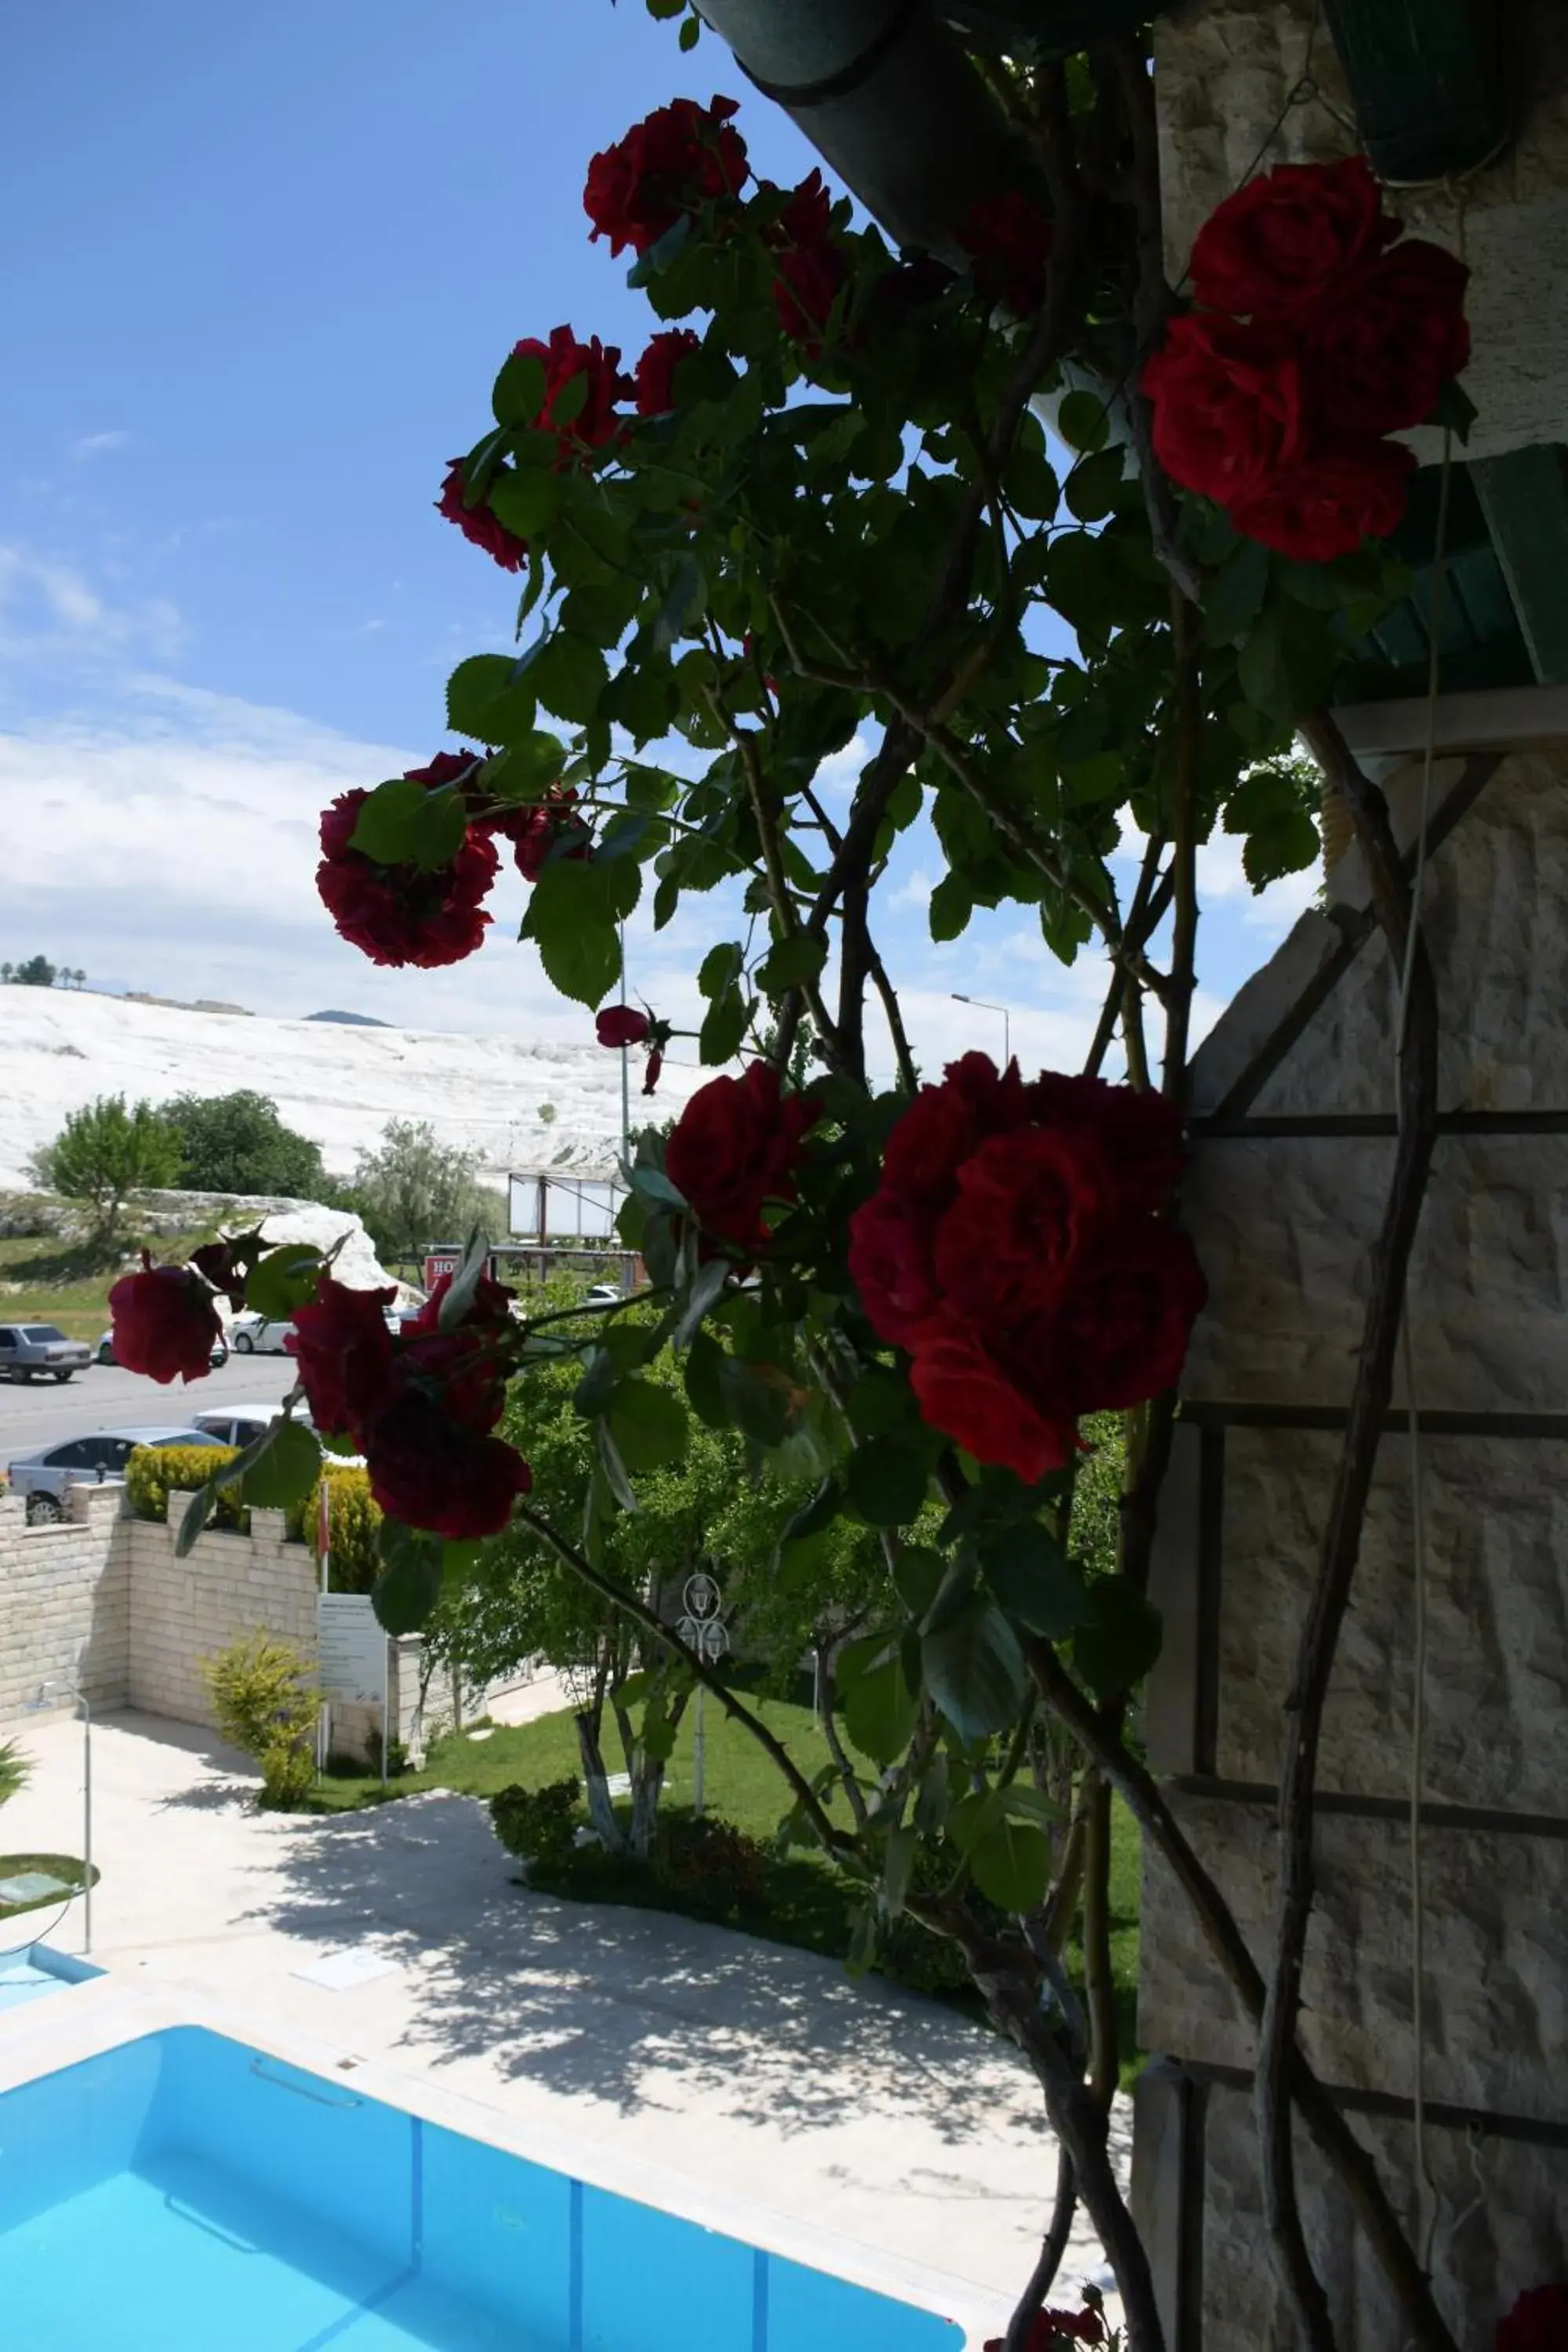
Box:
[931,1127,1110,1330]
[437,458,529,572]
[286,1277,400,1437]
[1052,1228,1210,1413]
[1227,437,1414,561]
[398,1272,516,1435]
[959,188,1054,317]
[908,1316,1078,1486]
[1026,1072,1187,1214]
[584,96,748,258]
[403,751,478,793]
[1189,154,1394,316]
[1497,2285,1568,2352]
[635,328,701,418]
[107,1261,222,1385]
[985,2307,1105,2351]
[317,789,497,968]
[644,1047,664,1095]
[1302,239,1470,437]
[848,1192,943,1351]
[768,172,848,352]
[514,326,630,460]
[597,1006,650,1048]
[364,1392,530,1540]
[853,1056,1201,1478]
[492,785,591,882]
[666,1061,815,1257]
[1142,313,1306,503]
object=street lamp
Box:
[951,992,1011,1067]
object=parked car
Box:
[227,1313,296,1356]
[5,1425,227,1526]
[0,1324,94,1384]
[96,1325,228,1370]
[192,1403,314,1450]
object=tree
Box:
[342,1119,503,1258]
[161,1089,329,1199]
[34,1094,183,1243]
[428,1312,877,1857]
[5,955,56,987]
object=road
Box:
[0,1352,299,1468]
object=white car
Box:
[227,1314,296,1356]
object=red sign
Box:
[422,1252,460,1294]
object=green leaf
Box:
[922,1597,1029,1740]
[980,1523,1089,1637]
[527,856,639,1005]
[531,634,608,724]
[836,1637,918,1766]
[969,1813,1052,1912]
[372,1521,444,1635]
[891,1543,945,1621]
[698,941,744,998]
[245,1244,323,1320]
[487,466,563,542]
[684,1329,729,1429]
[677,7,700,47]
[1004,432,1059,523]
[241,1417,323,1511]
[628,1163,688,1214]
[608,1378,689,1472]
[1063,447,1124,524]
[562,580,641,648]
[883,1824,916,1918]
[436,1227,492,1330]
[1237,610,1283,712]
[492,348,546,429]
[1203,536,1271,648]
[1057,388,1109,454]
[780,1476,842,1552]
[699,986,750,1065]
[756,930,827,995]
[845,1367,916,1440]
[1072,1577,1163,1700]
[350,777,469,870]
[651,553,706,655]
[717,1354,796,1446]
[672,1254,730,1348]
[928,872,972,942]
[483,731,567,807]
[844,1436,930,1529]
[447,652,539,747]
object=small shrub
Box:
[0,1737,30,1808]
[287,1465,380,1594]
[490,1778,581,1873]
[652,1814,768,1910]
[257,1739,318,1809]
[203,1629,318,1807]
[128,1443,245,1530]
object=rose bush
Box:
[583,95,747,257]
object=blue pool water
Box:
[0,1944,101,2013]
[0,2029,964,2352]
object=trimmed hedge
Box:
[127,1443,244,1530]
[286,1465,382,1595]
[490,1777,580,1872]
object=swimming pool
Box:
[0,1944,101,2013]
[0,2027,964,2351]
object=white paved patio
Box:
[1,1708,1126,2336]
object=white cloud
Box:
[0,541,182,664]
[71,430,132,461]
[817,731,871,795]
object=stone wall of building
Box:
[124,1502,317,1727]
[1134,731,1568,2344]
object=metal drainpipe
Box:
[695,0,1014,256]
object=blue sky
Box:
[1,0,1312,1082]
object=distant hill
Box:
[0,989,693,1189]
[306,1009,392,1027]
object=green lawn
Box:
[0,1853,95,1921]
[0,1226,220,1341]
[310,1686,1144,2077]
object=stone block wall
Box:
[1134,735,1568,2345]
[0,1486,128,1719]
[124,1502,317,1727]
